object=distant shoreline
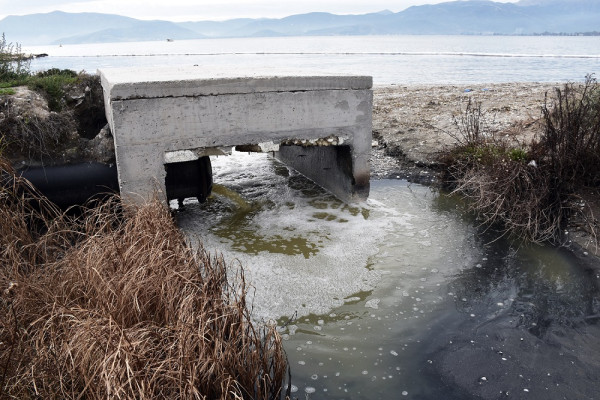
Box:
[3,0,599,46]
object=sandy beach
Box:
[370,82,560,180]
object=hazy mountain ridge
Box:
[1,0,598,45]
[57,20,202,44]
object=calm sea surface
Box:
[25,35,600,84]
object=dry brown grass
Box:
[0,97,76,162]
[0,158,288,399]
[443,147,563,243]
[440,76,600,245]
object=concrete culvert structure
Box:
[99,66,372,205]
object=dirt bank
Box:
[0,75,112,168]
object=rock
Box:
[7,86,50,119]
[64,73,108,139]
[83,124,115,164]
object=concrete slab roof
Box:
[98,66,372,100]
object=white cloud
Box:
[0,0,96,16]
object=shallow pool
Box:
[176,152,600,399]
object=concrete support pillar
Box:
[276,144,369,202]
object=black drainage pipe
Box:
[12,157,213,210]
[17,162,119,210]
[164,156,213,205]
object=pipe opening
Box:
[164,156,213,206]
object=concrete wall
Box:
[99,66,372,204]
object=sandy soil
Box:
[371,82,558,178]
[370,82,599,257]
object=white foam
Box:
[178,152,405,320]
[177,152,430,321]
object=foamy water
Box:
[176,151,395,321]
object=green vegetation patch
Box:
[2,33,79,111]
[508,148,528,162]
[0,87,15,95]
[27,69,78,111]
[0,33,30,83]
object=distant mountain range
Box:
[1,0,599,45]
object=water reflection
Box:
[447,244,599,336]
[424,229,600,399]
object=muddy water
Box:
[176,152,600,400]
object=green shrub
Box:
[35,68,77,78]
[1,34,78,111]
[442,142,528,174]
[508,148,528,162]
[27,70,78,111]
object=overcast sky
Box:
[0,0,520,22]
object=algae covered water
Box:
[176,151,600,399]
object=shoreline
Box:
[371,82,560,176]
[371,82,600,259]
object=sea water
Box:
[25,35,600,84]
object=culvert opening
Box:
[161,136,365,209]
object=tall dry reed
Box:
[0,158,288,399]
[440,76,600,244]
